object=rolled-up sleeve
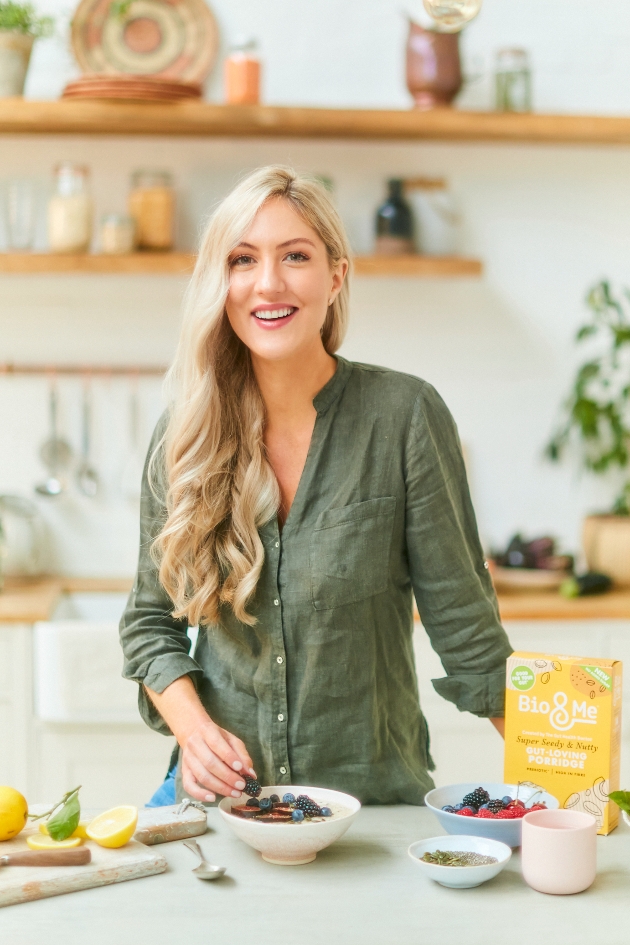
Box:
[119,416,203,735]
[404,384,512,718]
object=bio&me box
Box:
[504,651,622,834]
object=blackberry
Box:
[486,799,505,814]
[242,775,262,798]
[462,788,490,810]
[294,795,322,817]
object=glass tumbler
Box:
[495,48,532,113]
[6,179,35,250]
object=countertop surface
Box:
[0,807,628,945]
[2,576,630,623]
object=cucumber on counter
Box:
[560,573,612,598]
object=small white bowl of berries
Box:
[218,782,361,865]
[424,782,559,847]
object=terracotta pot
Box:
[582,514,630,586]
[406,20,462,110]
[0,31,34,97]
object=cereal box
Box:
[504,651,622,834]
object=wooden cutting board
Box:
[0,826,166,908]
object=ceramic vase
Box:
[406,20,462,110]
[0,31,34,97]
[583,514,630,586]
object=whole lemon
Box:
[0,786,28,842]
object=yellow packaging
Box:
[504,651,622,834]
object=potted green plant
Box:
[547,280,630,585]
[0,1,53,98]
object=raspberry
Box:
[510,805,526,818]
[476,808,496,818]
[456,807,476,817]
[527,804,547,812]
[495,808,517,819]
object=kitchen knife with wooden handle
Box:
[0,847,91,867]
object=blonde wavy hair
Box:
[151,166,351,627]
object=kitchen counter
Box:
[0,807,628,945]
[0,576,132,623]
[2,575,630,623]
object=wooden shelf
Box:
[0,252,482,277]
[0,100,630,144]
[497,589,630,621]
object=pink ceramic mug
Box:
[521,809,597,895]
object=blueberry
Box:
[320,807,332,817]
[478,804,489,810]
[259,797,272,811]
[270,794,280,803]
[283,793,296,804]
[501,796,513,805]
[291,809,305,822]
[442,805,456,812]
[246,798,260,807]
[452,803,464,811]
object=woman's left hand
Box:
[490,717,505,738]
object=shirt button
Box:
[483,561,489,569]
[279,766,287,775]
[277,713,284,722]
[276,656,284,664]
[275,541,279,548]
[274,599,279,606]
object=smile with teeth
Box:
[252,306,297,321]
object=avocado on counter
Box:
[560,572,613,598]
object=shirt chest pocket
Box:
[310,496,397,611]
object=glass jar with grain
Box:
[128,170,175,251]
[48,163,93,253]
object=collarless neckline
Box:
[312,356,352,416]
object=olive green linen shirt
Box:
[120,357,512,805]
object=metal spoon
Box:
[183,839,226,881]
[75,382,99,497]
[35,383,73,497]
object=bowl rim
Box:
[218,784,361,830]
[408,835,512,870]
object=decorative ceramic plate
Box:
[71,0,219,82]
[62,73,201,100]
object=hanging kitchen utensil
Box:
[121,380,144,501]
[35,381,73,497]
[75,380,100,498]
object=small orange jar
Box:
[224,38,261,105]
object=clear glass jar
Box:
[128,170,174,251]
[224,37,261,105]
[495,48,532,113]
[48,164,93,253]
[100,213,136,254]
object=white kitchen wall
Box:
[1,0,630,574]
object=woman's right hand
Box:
[180,717,257,803]
[144,675,256,803]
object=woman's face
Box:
[225,197,347,363]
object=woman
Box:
[120,166,512,806]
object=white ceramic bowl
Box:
[408,835,512,888]
[218,785,361,865]
[425,782,559,848]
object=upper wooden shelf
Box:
[2,99,630,144]
[0,252,482,277]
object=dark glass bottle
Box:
[375,179,415,255]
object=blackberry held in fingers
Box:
[242,776,262,798]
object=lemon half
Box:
[27,834,83,850]
[86,806,138,849]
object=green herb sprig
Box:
[28,786,81,841]
[609,790,630,814]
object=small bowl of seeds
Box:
[408,835,512,888]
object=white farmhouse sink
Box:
[34,592,136,723]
